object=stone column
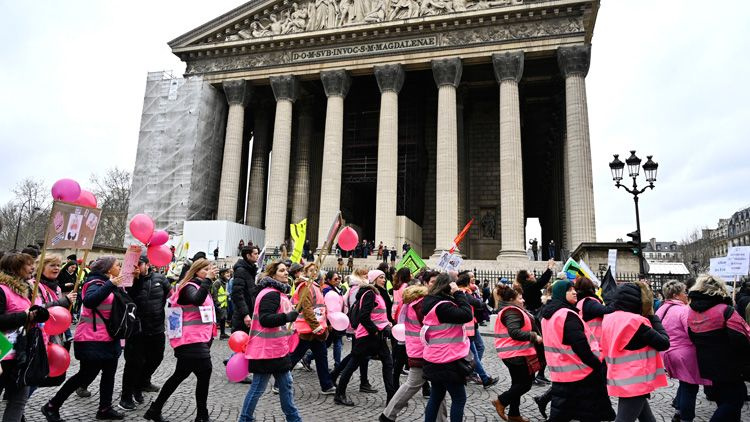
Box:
[264,75,298,248]
[558,45,596,248]
[291,99,314,224]
[217,80,250,222]
[492,52,526,258]
[374,64,404,250]
[317,70,351,249]
[245,99,271,227]
[432,58,462,253]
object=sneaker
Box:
[41,403,63,422]
[379,413,396,422]
[334,394,354,406]
[144,407,170,422]
[133,391,145,404]
[75,387,91,398]
[301,359,313,371]
[95,406,125,420]
[483,376,499,389]
[141,383,160,393]
[321,387,336,395]
[272,386,279,394]
[359,384,378,393]
[117,399,136,411]
[240,376,253,385]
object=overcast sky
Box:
[1,0,748,243]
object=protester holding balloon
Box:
[0,253,50,422]
[238,260,302,422]
[390,267,411,390]
[144,258,216,422]
[42,256,127,421]
[322,271,346,368]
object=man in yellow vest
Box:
[212,268,231,339]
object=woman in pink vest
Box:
[334,270,394,407]
[144,258,216,422]
[238,260,302,422]
[491,284,542,422]
[687,275,750,422]
[655,280,710,422]
[600,281,669,422]
[574,276,613,346]
[390,267,410,391]
[421,272,473,422]
[0,253,50,422]
[42,256,125,421]
[457,271,498,388]
[321,270,345,368]
[539,279,614,422]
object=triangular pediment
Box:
[170,0,537,48]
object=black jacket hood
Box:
[613,283,643,314]
[688,290,732,313]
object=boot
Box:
[533,388,551,420]
[491,399,508,421]
[144,406,170,422]
[508,416,529,422]
[41,403,64,422]
[334,393,354,406]
[379,413,396,422]
[95,406,125,420]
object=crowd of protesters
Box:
[0,243,748,422]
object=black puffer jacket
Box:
[421,291,473,384]
[231,258,258,331]
[126,270,171,336]
[248,277,293,374]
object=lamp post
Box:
[609,150,659,278]
[13,200,41,250]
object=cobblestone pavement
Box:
[14,324,749,421]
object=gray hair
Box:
[90,255,117,275]
[662,279,686,300]
[690,274,730,298]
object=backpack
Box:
[92,286,140,339]
[347,289,373,329]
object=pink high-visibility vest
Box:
[74,280,115,343]
[392,284,406,321]
[601,311,667,397]
[494,305,537,359]
[577,296,604,345]
[38,282,63,346]
[355,291,390,339]
[404,297,425,359]
[292,282,327,334]
[168,281,215,349]
[421,300,469,364]
[541,307,601,382]
[246,287,294,360]
[0,284,32,361]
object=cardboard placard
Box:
[45,201,102,250]
[395,248,426,276]
[121,245,143,288]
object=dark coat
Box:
[521,268,552,312]
[577,294,614,323]
[612,283,670,352]
[73,273,122,361]
[540,298,615,421]
[421,291,473,384]
[497,301,541,365]
[231,258,258,332]
[248,278,293,374]
[351,285,389,356]
[126,270,171,336]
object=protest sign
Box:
[709,257,732,280]
[289,218,307,264]
[607,249,618,274]
[437,251,463,272]
[727,246,750,277]
[45,201,102,250]
[121,245,143,288]
[395,248,426,276]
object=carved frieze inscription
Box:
[291,36,437,62]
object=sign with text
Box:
[395,248,426,276]
[437,251,463,272]
[121,245,143,288]
[607,249,618,274]
[727,246,750,277]
[709,257,732,280]
[291,36,438,62]
[44,201,102,250]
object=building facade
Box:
[130,0,601,260]
[642,238,681,263]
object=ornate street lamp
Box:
[609,150,659,278]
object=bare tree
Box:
[0,178,50,251]
[89,168,131,247]
[680,228,715,275]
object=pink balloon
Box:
[73,190,97,208]
[147,244,172,267]
[51,179,81,202]
[148,230,169,246]
[129,214,155,244]
[44,306,72,336]
[337,226,359,251]
[328,311,350,331]
[392,323,406,342]
[47,343,71,377]
[225,353,249,383]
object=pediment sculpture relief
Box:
[226,0,524,40]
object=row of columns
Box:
[215,44,596,254]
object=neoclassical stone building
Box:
[131,0,601,260]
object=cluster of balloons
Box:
[51,178,97,208]
[337,226,359,251]
[129,214,172,267]
[225,329,303,382]
[43,306,73,376]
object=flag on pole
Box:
[601,267,618,305]
[449,218,474,254]
[578,259,601,286]
[289,219,307,264]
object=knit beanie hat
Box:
[552,279,574,301]
[90,256,117,275]
[368,269,385,284]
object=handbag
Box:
[455,352,475,377]
[12,325,49,388]
[526,354,542,375]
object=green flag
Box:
[0,332,12,360]
[395,249,426,276]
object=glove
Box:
[29,305,50,323]
[285,311,299,322]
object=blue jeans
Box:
[288,339,334,390]
[304,332,343,368]
[709,380,746,422]
[672,381,699,421]
[471,332,485,360]
[469,337,489,382]
[238,371,301,422]
[424,379,466,422]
